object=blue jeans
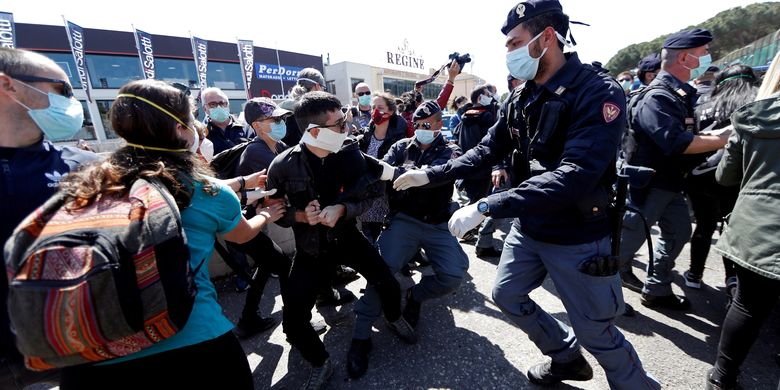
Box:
[353,213,469,339]
[619,187,692,296]
[492,226,660,390]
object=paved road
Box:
[217,221,780,390]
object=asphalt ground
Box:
[216,220,780,390]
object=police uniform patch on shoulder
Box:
[602,102,620,123]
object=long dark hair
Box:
[697,64,759,125]
[60,79,213,210]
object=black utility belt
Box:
[398,210,449,225]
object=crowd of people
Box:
[0,1,778,389]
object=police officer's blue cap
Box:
[501,0,563,35]
[413,101,441,121]
[637,53,661,72]
[663,28,713,49]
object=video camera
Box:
[448,52,471,74]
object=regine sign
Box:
[386,39,424,70]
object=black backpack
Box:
[209,139,258,179]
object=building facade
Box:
[15,23,323,150]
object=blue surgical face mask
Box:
[358,94,372,107]
[506,31,548,81]
[479,94,493,106]
[268,120,287,141]
[209,106,230,122]
[620,80,632,91]
[686,53,712,80]
[11,81,84,141]
[414,129,437,144]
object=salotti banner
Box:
[63,20,92,102]
[237,39,253,99]
[134,29,155,79]
[0,12,15,49]
[190,35,208,98]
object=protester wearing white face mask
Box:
[264,91,407,390]
[202,87,251,154]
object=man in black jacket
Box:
[347,101,468,379]
[265,91,415,390]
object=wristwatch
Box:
[477,199,490,216]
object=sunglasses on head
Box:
[356,91,371,97]
[11,74,74,98]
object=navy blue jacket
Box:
[629,71,698,192]
[206,117,254,154]
[0,140,97,356]
[385,135,460,224]
[427,53,625,245]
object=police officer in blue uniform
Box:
[348,101,469,379]
[636,53,661,91]
[0,47,97,389]
[394,1,660,388]
[619,29,730,310]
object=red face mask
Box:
[372,108,391,125]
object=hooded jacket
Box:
[714,94,780,280]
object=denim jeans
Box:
[492,225,660,390]
[353,212,469,339]
[619,187,692,296]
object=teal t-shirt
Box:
[105,177,241,363]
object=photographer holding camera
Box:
[398,55,464,137]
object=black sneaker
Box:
[346,338,372,379]
[387,316,417,344]
[475,246,502,258]
[316,288,357,307]
[683,271,703,289]
[620,271,644,293]
[403,288,421,328]
[705,367,741,390]
[333,265,360,286]
[640,293,691,310]
[302,358,333,390]
[235,315,278,339]
[527,354,593,385]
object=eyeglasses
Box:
[320,113,348,133]
[356,91,371,97]
[414,122,433,130]
[205,101,229,109]
[262,117,285,124]
[618,78,632,83]
[11,74,73,98]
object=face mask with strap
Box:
[116,93,197,153]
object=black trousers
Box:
[231,232,292,319]
[60,331,253,390]
[713,264,780,383]
[282,226,401,366]
[686,175,738,278]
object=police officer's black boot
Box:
[527,354,593,385]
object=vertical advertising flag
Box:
[190,36,208,102]
[63,20,92,102]
[0,12,15,49]
[237,39,254,99]
[134,28,155,79]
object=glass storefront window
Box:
[208,62,243,90]
[156,58,199,88]
[97,100,119,139]
[86,54,143,89]
[383,77,444,100]
[41,52,82,89]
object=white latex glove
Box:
[393,169,430,190]
[448,203,487,238]
[379,161,396,181]
[245,188,277,204]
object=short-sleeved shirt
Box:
[104,177,241,364]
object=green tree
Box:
[606,2,780,75]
